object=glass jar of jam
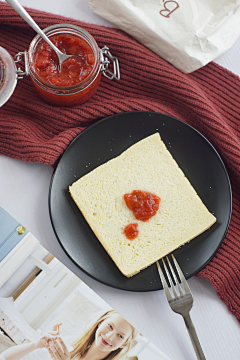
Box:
[0,24,120,107]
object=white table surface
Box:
[0,1,240,359]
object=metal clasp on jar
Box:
[14,51,29,79]
[100,46,120,80]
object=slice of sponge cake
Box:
[69,133,216,277]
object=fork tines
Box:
[157,255,206,360]
[157,255,191,300]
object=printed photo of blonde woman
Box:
[0,311,137,360]
[49,310,137,360]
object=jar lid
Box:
[0,46,18,107]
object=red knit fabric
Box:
[1,3,240,321]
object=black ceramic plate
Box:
[49,111,232,291]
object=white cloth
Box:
[89,0,240,73]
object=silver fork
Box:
[157,255,206,360]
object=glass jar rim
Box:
[0,46,18,107]
[0,58,5,90]
[28,23,101,93]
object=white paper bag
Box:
[88,0,240,73]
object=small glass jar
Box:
[0,24,120,107]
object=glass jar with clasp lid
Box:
[0,23,120,107]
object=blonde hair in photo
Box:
[70,309,138,360]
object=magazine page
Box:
[0,205,170,360]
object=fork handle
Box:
[5,0,60,55]
[183,314,206,360]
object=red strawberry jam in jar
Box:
[26,24,120,106]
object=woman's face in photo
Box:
[95,313,133,352]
